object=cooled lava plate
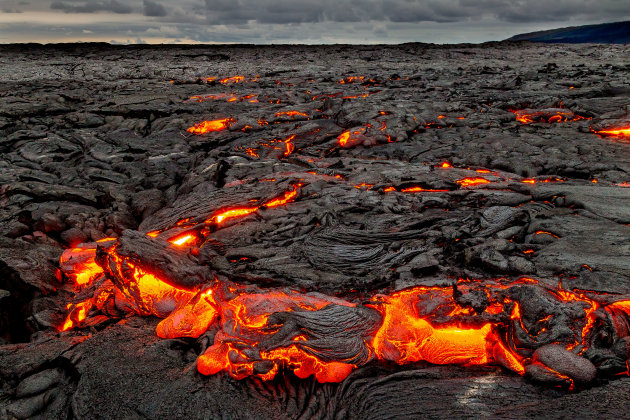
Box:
[1,43,630,419]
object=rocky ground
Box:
[1,42,630,419]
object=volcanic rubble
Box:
[1,42,630,419]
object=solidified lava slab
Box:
[1,42,630,419]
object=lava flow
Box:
[457,177,491,187]
[337,127,367,147]
[281,134,296,157]
[521,177,564,184]
[276,110,309,119]
[400,186,450,193]
[511,109,589,124]
[57,181,630,387]
[189,93,258,103]
[187,117,236,134]
[592,127,630,137]
[220,76,245,84]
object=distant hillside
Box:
[507,20,630,43]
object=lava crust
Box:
[1,42,630,419]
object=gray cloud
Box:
[1,0,629,44]
[1,0,29,12]
[198,0,630,26]
[7,0,624,23]
[50,0,133,14]
[143,0,166,17]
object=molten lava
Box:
[265,184,300,207]
[337,127,367,148]
[60,242,630,386]
[535,231,560,238]
[169,234,196,247]
[220,76,245,84]
[511,109,589,124]
[456,177,491,187]
[369,287,493,366]
[592,127,630,137]
[400,186,450,193]
[211,207,257,224]
[202,185,301,227]
[276,111,309,119]
[189,93,259,103]
[245,148,259,157]
[521,177,564,184]
[338,76,365,84]
[61,301,92,331]
[187,118,235,134]
[57,186,630,387]
[282,134,296,157]
[60,248,101,286]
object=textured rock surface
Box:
[1,42,630,419]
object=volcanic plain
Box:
[1,42,630,419]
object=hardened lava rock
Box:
[1,42,630,419]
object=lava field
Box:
[1,42,630,419]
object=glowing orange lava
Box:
[61,300,92,331]
[337,127,366,147]
[593,127,630,137]
[456,177,491,187]
[169,234,196,247]
[203,185,301,226]
[220,76,245,84]
[282,134,296,157]
[187,118,235,134]
[338,76,365,84]
[511,109,588,124]
[276,111,308,118]
[60,248,102,286]
[400,187,450,193]
[57,185,630,386]
[59,242,630,386]
[188,93,259,103]
[265,184,300,208]
[211,207,258,224]
[245,148,259,157]
[535,231,559,238]
[369,287,493,366]
[521,177,563,184]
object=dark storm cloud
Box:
[10,0,626,23]
[50,0,133,14]
[2,0,630,44]
[199,0,630,25]
[143,0,166,17]
[493,1,630,23]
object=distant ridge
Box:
[507,20,630,43]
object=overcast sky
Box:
[0,0,628,44]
